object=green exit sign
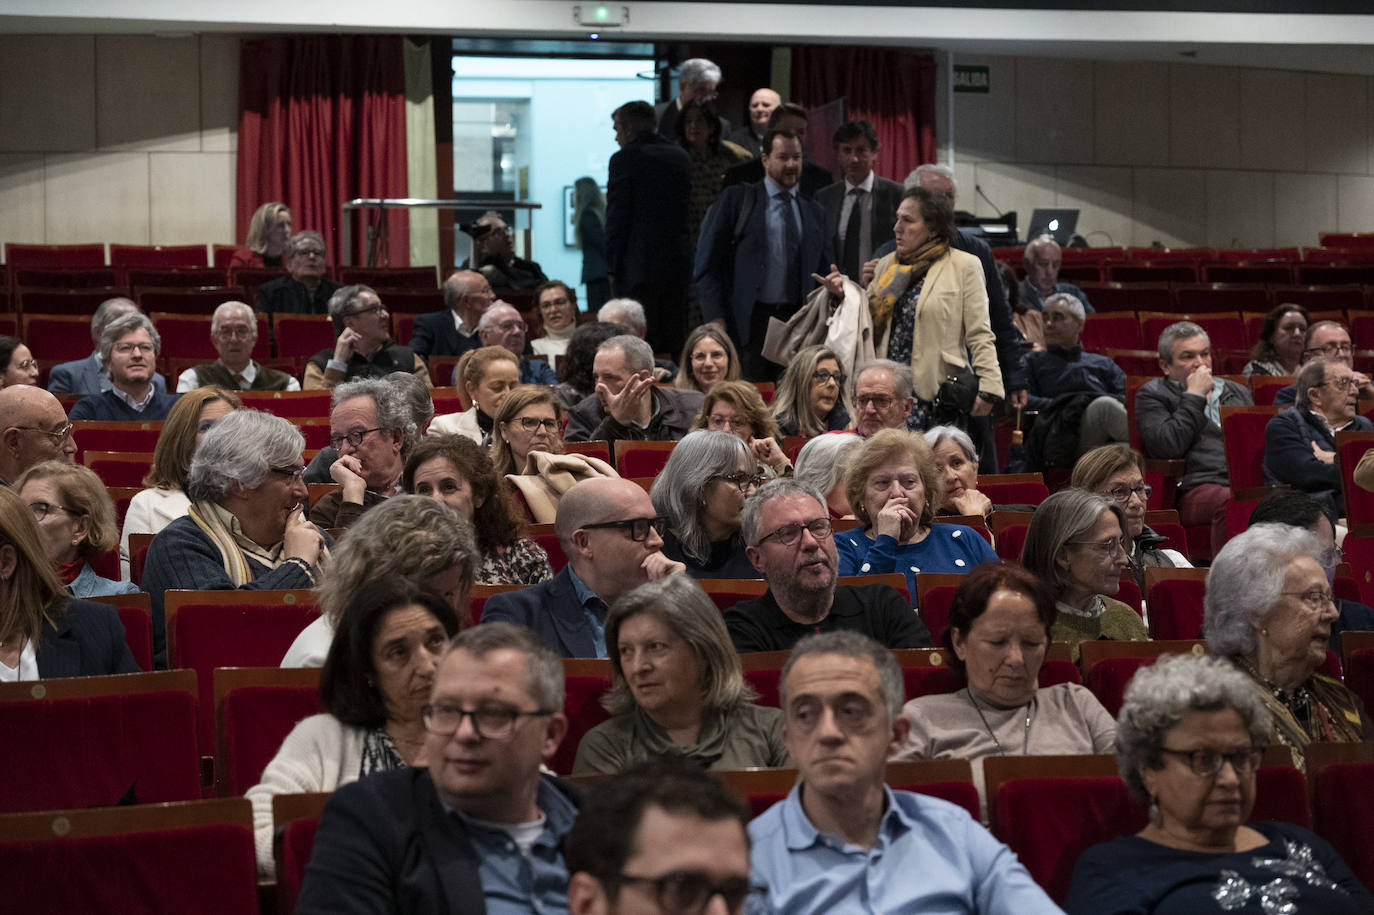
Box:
[953,65,990,94]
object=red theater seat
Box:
[86,591,154,673]
[110,243,208,269]
[1144,567,1210,640]
[557,659,613,775]
[83,450,155,487]
[214,666,323,796]
[274,793,331,914]
[614,440,677,477]
[1308,743,1374,891]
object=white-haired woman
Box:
[651,430,762,579]
[574,574,788,774]
[143,410,329,668]
[1205,523,1373,763]
[924,425,993,519]
[1066,653,1372,913]
[793,433,863,519]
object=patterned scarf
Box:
[187,500,327,586]
[1236,658,1367,771]
[868,237,950,337]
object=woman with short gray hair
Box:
[143,410,329,667]
[573,574,788,774]
[924,425,992,518]
[1205,523,1372,762]
[792,433,863,518]
[1065,652,1371,913]
[1019,488,1146,661]
[651,430,761,579]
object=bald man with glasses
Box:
[482,478,685,658]
[724,479,930,653]
[0,386,76,486]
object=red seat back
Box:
[217,670,324,796]
[272,314,335,359]
[1084,657,1153,716]
[111,244,208,268]
[556,668,612,775]
[996,523,1029,562]
[1335,432,1374,526]
[1220,405,1283,493]
[1313,761,1374,890]
[19,288,125,315]
[614,440,677,477]
[23,313,98,360]
[1345,647,1374,714]
[73,422,163,461]
[1148,577,1207,640]
[115,605,153,671]
[1254,764,1311,829]
[279,816,321,912]
[978,480,1050,506]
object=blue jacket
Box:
[36,597,141,677]
[408,310,480,360]
[694,181,832,346]
[48,352,168,397]
[1263,406,1372,518]
[480,566,598,658]
[68,389,179,422]
[1023,344,1125,412]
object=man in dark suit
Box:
[695,129,833,381]
[654,57,725,140]
[605,100,692,358]
[481,478,685,658]
[727,87,781,158]
[815,119,903,285]
[297,623,579,914]
[409,270,494,360]
[721,104,834,200]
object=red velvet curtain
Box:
[790,46,938,183]
[237,36,410,267]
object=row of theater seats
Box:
[1078,307,1374,353]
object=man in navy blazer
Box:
[408,271,494,360]
[605,100,691,358]
[481,478,685,658]
[297,624,580,914]
[47,297,168,397]
[695,128,832,381]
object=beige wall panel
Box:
[1092,61,1168,168]
[0,36,96,153]
[1055,166,1134,249]
[1132,168,1206,247]
[1305,73,1368,177]
[45,152,150,244]
[150,152,234,246]
[1336,176,1374,233]
[951,55,1017,164]
[970,161,1057,224]
[96,35,201,153]
[952,161,977,204]
[1014,57,1093,165]
[1169,65,1240,170]
[1274,173,1337,248]
[200,34,241,154]
[1205,170,1275,248]
[1239,69,1304,172]
[0,155,47,249]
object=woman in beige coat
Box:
[817,185,1002,429]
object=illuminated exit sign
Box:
[953,65,990,94]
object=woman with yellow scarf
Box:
[816,186,1003,430]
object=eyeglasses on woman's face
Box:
[712,470,765,493]
[1158,745,1264,778]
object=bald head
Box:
[443,270,495,327]
[555,478,639,546]
[749,88,782,131]
[0,386,76,483]
[554,477,665,602]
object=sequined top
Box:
[1064,821,1371,914]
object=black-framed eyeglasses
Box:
[269,465,306,483]
[513,417,560,433]
[1102,484,1152,504]
[713,470,765,493]
[580,516,668,542]
[1159,745,1265,777]
[329,427,382,450]
[811,369,845,386]
[15,423,73,444]
[421,704,553,739]
[758,517,832,547]
[1305,341,1354,357]
[346,304,388,318]
[26,500,85,522]
[608,871,766,915]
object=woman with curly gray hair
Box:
[1065,653,1371,913]
[142,410,329,667]
[1204,523,1373,762]
[573,574,788,774]
[650,430,762,579]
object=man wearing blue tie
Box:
[695,129,832,381]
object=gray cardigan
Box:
[1134,376,1252,492]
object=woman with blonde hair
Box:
[691,380,791,476]
[119,385,242,578]
[16,461,140,598]
[427,345,520,444]
[231,202,293,269]
[0,485,139,679]
[770,344,851,436]
[490,385,566,476]
[675,324,741,395]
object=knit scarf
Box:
[188,500,324,587]
[869,237,950,337]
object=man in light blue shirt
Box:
[749,631,1063,914]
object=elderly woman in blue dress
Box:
[1066,653,1372,914]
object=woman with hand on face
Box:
[1071,443,1189,589]
[770,344,852,437]
[16,462,140,598]
[834,428,998,601]
[427,346,520,444]
[924,425,993,520]
[651,431,763,579]
[1065,653,1372,915]
[894,562,1115,816]
[530,281,580,361]
[691,380,792,477]
[1244,302,1309,377]
[573,574,788,774]
[675,324,742,395]
[249,579,461,876]
[1019,488,1148,661]
[0,336,39,388]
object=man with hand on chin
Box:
[308,378,411,530]
[564,335,702,445]
[304,285,430,390]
